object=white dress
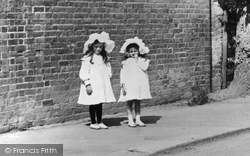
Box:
[118,57,152,102]
[77,54,116,105]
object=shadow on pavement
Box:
[102,117,127,126]
[141,115,162,124]
[104,115,162,127]
[84,116,162,127]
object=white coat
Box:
[77,54,116,105]
[118,57,152,102]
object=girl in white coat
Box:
[78,32,116,130]
[119,37,152,127]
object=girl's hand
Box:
[86,85,93,95]
[134,53,138,62]
[121,84,126,96]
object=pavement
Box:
[0,96,250,156]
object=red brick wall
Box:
[0,0,211,133]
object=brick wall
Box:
[0,0,211,133]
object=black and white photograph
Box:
[0,0,250,156]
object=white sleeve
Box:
[79,58,91,86]
[137,58,150,71]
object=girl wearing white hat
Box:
[118,37,152,127]
[78,32,116,130]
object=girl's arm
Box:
[120,61,125,85]
[79,57,91,86]
[106,62,112,78]
[137,58,150,71]
[120,62,126,95]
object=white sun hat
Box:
[120,37,149,54]
[83,31,115,54]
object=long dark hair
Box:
[84,40,109,64]
[123,43,147,60]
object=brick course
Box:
[0,0,212,133]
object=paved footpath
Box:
[0,96,250,156]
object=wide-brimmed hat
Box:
[120,37,149,54]
[83,31,115,54]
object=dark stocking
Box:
[89,105,96,124]
[96,104,103,124]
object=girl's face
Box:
[93,42,104,55]
[128,47,139,58]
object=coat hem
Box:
[77,100,116,105]
[118,97,152,102]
